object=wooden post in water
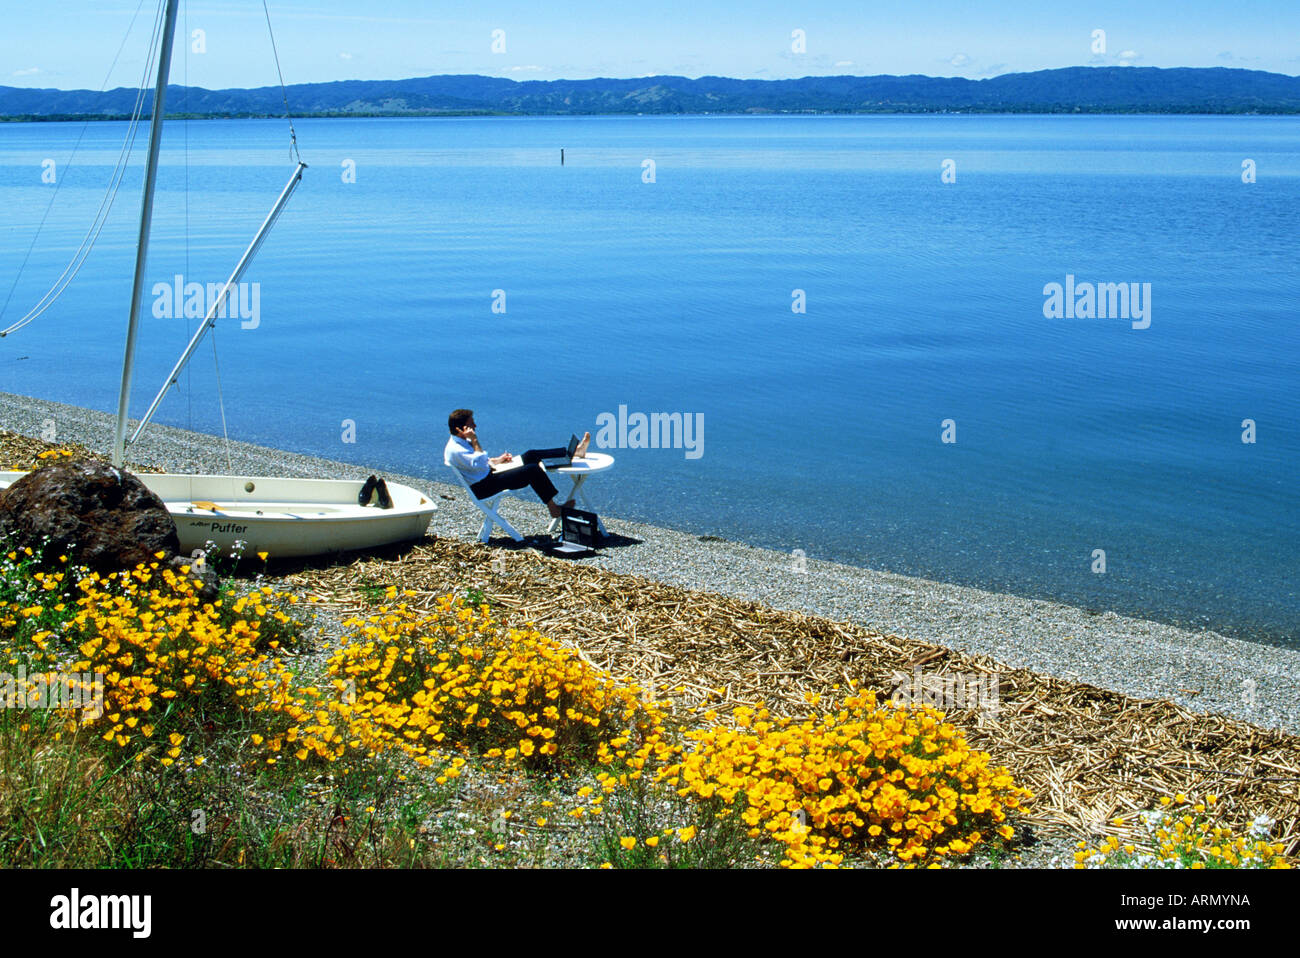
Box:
[561,148,565,166]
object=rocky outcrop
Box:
[0,460,178,571]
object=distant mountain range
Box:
[4,67,1300,119]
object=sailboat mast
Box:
[112,0,181,468]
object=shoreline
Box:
[7,109,1300,122]
[3,387,1299,736]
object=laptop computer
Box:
[538,434,580,470]
[551,505,600,554]
[491,434,580,473]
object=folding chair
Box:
[444,459,525,543]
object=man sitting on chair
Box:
[444,408,590,519]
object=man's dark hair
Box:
[448,408,474,435]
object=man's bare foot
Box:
[574,431,591,459]
[546,497,577,518]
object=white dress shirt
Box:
[444,435,491,483]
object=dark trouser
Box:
[470,448,566,504]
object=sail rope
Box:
[200,0,299,475]
[184,0,193,435]
[0,0,162,338]
[197,0,298,479]
[262,0,302,164]
[174,1,297,475]
[210,334,235,476]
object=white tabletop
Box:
[550,451,614,475]
[492,451,615,475]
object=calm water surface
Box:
[1,114,1297,646]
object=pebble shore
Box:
[5,389,1298,740]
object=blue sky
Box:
[4,0,1299,90]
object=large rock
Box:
[0,460,178,571]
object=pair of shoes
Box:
[358,475,394,509]
[358,475,378,506]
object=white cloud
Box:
[12,67,40,77]
[949,53,970,67]
[338,52,353,60]
[834,60,854,68]
[509,65,544,72]
[1117,50,1139,65]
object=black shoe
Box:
[375,478,393,509]
[358,474,378,506]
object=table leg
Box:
[547,474,584,533]
[576,479,608,534]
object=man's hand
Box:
[489,452,513,466]
[458,426,482,451]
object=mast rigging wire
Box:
[262,0,302,164]
[196,0,303,471]
[0,0,163,338]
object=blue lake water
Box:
[1,114,1297,646]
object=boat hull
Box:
[0,472,436,559]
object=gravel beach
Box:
[5,388,1298,739]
